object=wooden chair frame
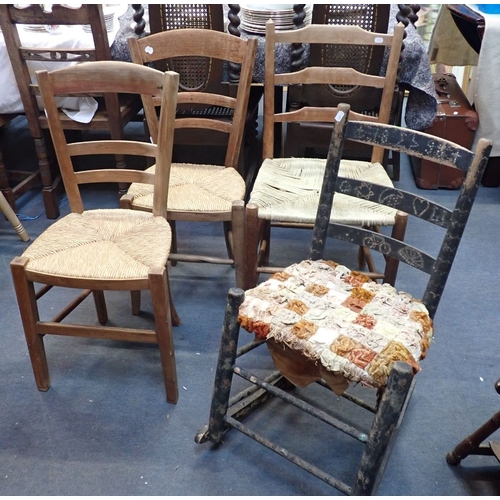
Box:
[196,104,492,495]
[10,62,181,403]
[0,4,142,219]
[124,29,257,289]
[245,20,406,291]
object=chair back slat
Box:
[37,62,178,218]
[310,104,492,318]
[128,29,257,170]
[263,19,404,162]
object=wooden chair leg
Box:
[92,290,108,324]
[232,200,246,289]
[383,211,408,286]
[0,146,17,211]
[10,256,50,391]
[245,203,260,290]
[0,191,29,241]
[131,290,141,315]
[149,266,178,404]
[447,379,500,465]
[169,219,178,266]
[261,219,271,267]
[34,136,60,220]
[353,361,414,495]
[208,287,245,443]
[223,220,234,262]
[165,266,181,327]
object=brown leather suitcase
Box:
[411,73,478,189]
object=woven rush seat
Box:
[22,209,171,280]
[238,259,433,394]
[249,158,397,225]
[127,164,246,213]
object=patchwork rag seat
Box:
[238,260,432,395]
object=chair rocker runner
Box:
[123,29,257,289]
[245,19,406,291]
[10,62,181,403]
[196,103,492,494]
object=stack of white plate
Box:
[240,4,312,35]
[23,24,50,32]
[82,11,114,33]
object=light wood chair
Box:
[10,62,181,403]
[245,20,406,290]
[285,4,405,180]
[196,103,493,495]
[0,4,142,219]
[0,191,29,241]
[123,29,257,289]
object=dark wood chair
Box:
[195,103,492,495]
[11,61,181,403]
[284,4,408,181]
[123,28,257,289]
[244,19,406,290]
[447,379,500,466]
[0,4,142,219]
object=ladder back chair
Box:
[10,62,181,404]
[146,4,263,183]
[285,4,405,180]
[196,103,492,495]
[0,4,142,219]
[124,29,257,289]
[245,19,406,290]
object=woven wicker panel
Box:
[322,4,376,97]
[161,4,213,92]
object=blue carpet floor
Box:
[1,115,500,496]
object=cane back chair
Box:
[145,4,263,182]
[245,20,406,290]
[0,4,142,219]
[10,62,181,403]
[123,29,257,289]
[196,103,492,494]
[285,4,405,180]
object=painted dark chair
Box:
[195,103,492,495]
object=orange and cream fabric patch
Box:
[238,260,433,389]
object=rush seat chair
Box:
[245,19,406,290]
[10,62,181,403]
[123,29,257,289]
[195,103,492,494]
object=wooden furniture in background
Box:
[0,4,142,219]
[196,103,492,495]
[447,379,500,466]
[11,62,180,403]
